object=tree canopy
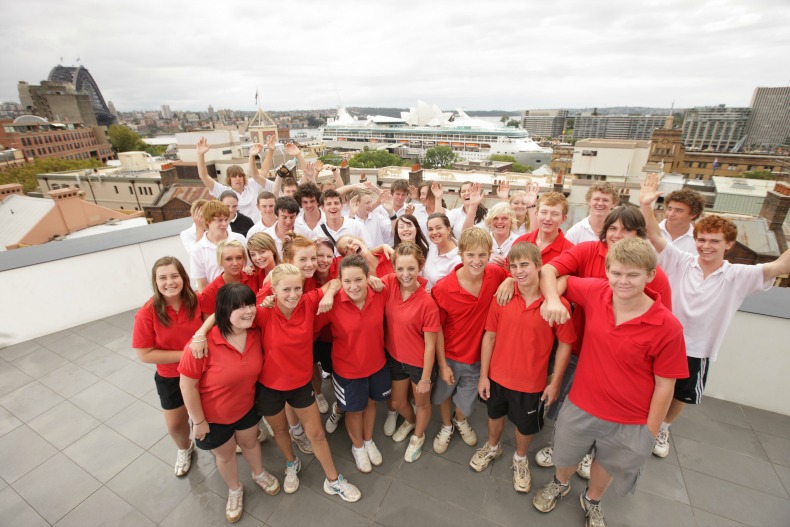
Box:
[735,170,777,180]
[347,148,407,168]
[0,158,105,193]
[423,146,458,169]
[487,154,534,173]
[108,125,165,156]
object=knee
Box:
[306,427,326,444]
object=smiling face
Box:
[537,203,566,235]
[290,246,317,278]
[249,249,275,271]
[606,260,655,303]
[300,196,318,215]
[337,237,365,256]
[340,265,368,304]
[460,183,472,205]
[427,217,451,245]
[490,212,512,236]
[509,257,540,289]
[272,273,303,312]
[510,195,528,218]
[397,217,417,243]
[277,210,298,232]
[665,201,694,229]
[605,219,637,246]
[461,244,490,277]
[316,244,334,274]
[257,197,275,218]
[322,196,343,219]
[394,254,420,289]
[589,191,616,219]
[154,264,183,302]
[229,303,256,331]
[220,247,245,277]
[695,230,733,265]
[419,185,430,205]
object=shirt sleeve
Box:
[422,297,441,333]
[210,180,231,199]
[132,304,155,348]
[554,297,577,345]
[564,276,601,308]
[189,245,207,281]
[550,244,585,276]
[732,263,773,297]
[178,340,205,379]
[651,320,689,380]
[484,298,502,333]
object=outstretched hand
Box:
[497,180,510,200]
[640,173,663,207]
[196,137,210,156]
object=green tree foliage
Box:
[487,154,533,173]
[348,149,407,168]
[318,154,344,166]
[307,115,325,128]
[506,119,520,128]
[500,115,509,123]
[0,158,105,193]
[423,146,458,169]
[108,125,163,156]
[735,170,777,180]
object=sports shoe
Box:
[252,469,280,496]
[316,393,329,414]
[174,441,194,477]
[404,434,425,463]
[577,454,592,480]
[512,457,531,493]
[283,457,301,494]
[652,428,670,458]
[236,426,268,454]
[324,475,361,502]
[319,363,330,379]
[453,418,478,446]
[290,429,313,455]
[580,492,608,527]
[533,478,571,513]
[469,442,502,472]
[433,425,454,454]
[352,446,372,473]
[392,420,416,442]
[365,441,383,466]
[535,444,554,467]
[383,411,398,436]
[326,403,343,434]
[225,486,243,523]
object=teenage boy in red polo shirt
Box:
[512,192,574,263]
[532,238,688,527]
[431,228,508,454]
[472,242,575,495]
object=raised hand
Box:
[469,183,484,206]
[640,173,663,207]
[265,135,276,152]
[249,143,263,157]
[348,195,360,218]
[304,162,317,181]
[525,181,539,207]
[497,180,510,200]
[196,137,210,156]
[285,143,301,156]
[405,203,415,216]
[431,181,443,199]
[409,184,419,200]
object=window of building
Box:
[698,162,708,169]
[581,150,597,157]
[129,187,134,194]
[114,185,118,194]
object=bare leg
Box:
[362,399,376,441]
[236,425,265,475]
[265,409,296,463]
[439,398,453,427]
[663,399,685,424]
[213,439,241,490]
[390,379,416,423]
[285,403,299,427]
[555,465,577,486]
[294,404,338,480]
[514,429,534,458]
[345,411,365,448]
[585,460,614,501]
[163,406,191,449]
[454,407,468,422]
[487,417,506,447]
[412,382,432,438]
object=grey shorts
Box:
[552,400,655,496]
[431,358,480,418]
[546,353,578,421]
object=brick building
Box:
[0,115,114,163]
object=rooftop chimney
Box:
[759,181,790,253]
[0,183,24,201]
[47,187,90,233]
[409,164,424,187]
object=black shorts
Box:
[195,406,259,451]
[154,373,184,410]
[332,365,392,413]
[255,381,315,416]
[673,357,709,405]
[386,351,436,385]
[313,340,333,374]
[485,379,544,436]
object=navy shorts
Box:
[332,365,392,413]
[673,357,709,405]
[256,381,315,416]
[154,373,184,410]
[485,379,544,436]
[386,351,436,385]
[313,340,333,374]
[195,406,259,451]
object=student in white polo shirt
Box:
[565,182,619,244]
[189,200,247,291]
[423,213,461,290]
[313,190,372,253]
[261,197,313,259]
[640,173,790,458]
[348,189,394,248]
[658,188,705,255]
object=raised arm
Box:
[526,181,539,233]
[462,183,484,231]
[762,248,790,282]
[639,173,667,253]
[248,136,276,188]
[285,143,306,173]
[431,182,445,214]
[196,137,215,192]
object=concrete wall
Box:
[572,144,650,179]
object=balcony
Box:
[0,219,789,526]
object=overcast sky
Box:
[2,0,788,112]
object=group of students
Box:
[132,138,790,526]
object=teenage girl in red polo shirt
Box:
[200,240,254,315]
[133,257,203,478]
[245,232,280,294]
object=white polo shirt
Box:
[658,243,772,361]
[262,221,314,259]
[181,223,231,256]
[312,217,372,255]
[189,231,247,283]
[296,210,326,233]
[659,220,698,255]
[564,216,599,245]
[490,231,519,259]
[357,213,392,248]
[422,245,461,290]
[210,179,273,224]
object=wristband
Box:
[419,378,431,385]
[526,204,536,209]
[193,418,206,426]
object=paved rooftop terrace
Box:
[1,309,789,527]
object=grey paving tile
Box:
[102,309,138,330]
[38,362,100,399]
[11,452,101,524]
[0,476,6,492]
[149,433,215,484]
[674,435,788,498]
[28,400,101,450]
[481,474,583,527]
[680,396,751,429]
[683,468,790,527]
[670,414,769,460]
[775,464,790,498]
[74,346,132,377]
[105,400,166,449]
[0,359,33,398]
[0,487,48,527]
[692,508,749,527]
[105,361,155,398]
[376,479,501,527]
[0,380,64,421]
[54,486,156,527]
[107,452,198,523]
[42,331,101,362]
[161,483,264,527]
[757,432,790,467]
[598,486,696,527]
[105,333,136,359]
[78,320,130,347]
[0,425,57,483]
[0,339,42,362]
[63,424,144,483]
[267,486,368,527]
[70,380,135,422]
[34,329,75,347]
[743,405,790,441]
[638,454,691,504]
[11,347,69,378]
[139,386,163,410]
[0,405,22,438]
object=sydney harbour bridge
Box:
[48,65,116,126]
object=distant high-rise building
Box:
[208,105,215,121]
[681,105,750,151]
[520,109,567,138]
[160,105,172,120]
[574,115,670,140]
[744,87,790,149]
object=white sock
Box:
[489,442,500,451]
[290,423,304,436]
[387,410,397,416]
[363,439,373,447]
[353,445,365,454]
[442,424,453,432]
[660,422,671,432]
[513,453,526,462]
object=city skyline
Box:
[1,0,789,113]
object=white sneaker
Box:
[326,402,343,434]
[433,425,454,454]
[283,457,301,494]
[404,434,425,463]
[535,445,554,467]
[365,441,383,466]
[174,441,194,477]
[577,454,592,480]
[252,469,280,496]
[453,418,478,446]
[352,446,372,473]
[324,475,361,502]
[392,420,416,443]
[469,442,502,472]
[290,429,313,455]
[512,457,531,493]
[320,363,330,379]
[225,486,243,523]
[316,393,329,414]
[653,428,670,458]
[383,411,398,436]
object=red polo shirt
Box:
[255,289,324,391]
[565,277,688,425]
[382,274,441,368]
[333,252,393,278]
[316,286,387,379]
[512,229,574,264]
[133,298,204,378]
[431,263,508,364]
[200,274,255,315]
[178,327,263,424]
[485,290,576,393]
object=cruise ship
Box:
[318,101,553,167]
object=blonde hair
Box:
[392,242,426,269]
[538,192,569,215]
[247,233,281,266]
[270,263,303,287]
[216,240,246,266]
[585,182,620,206]
[190,198,208,215]
[605,237,656,273]
[485,202,516,232]
[458,227,493,254]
